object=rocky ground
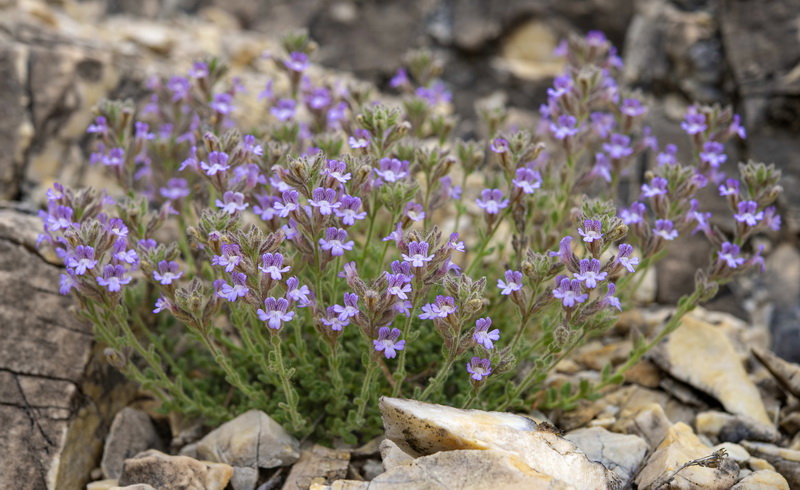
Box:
[2,0,800,489]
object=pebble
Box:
[731,469,789,490]
[118,449,233,490]
[101,408,164,479]
[565,427,648,485]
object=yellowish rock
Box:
[498,20,564,80]
[731,469,789,490]
[748,457,775,471]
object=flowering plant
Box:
[38,31,780,441]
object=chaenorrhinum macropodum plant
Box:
[38,30,782,442]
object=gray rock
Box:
[281,444,350,490]
[741,442,800,489]
[753,346,800,399]
[196,409,300,474]
[0,44,30,200]
[118,449,233,490]
[565,427,648,485]
[102,408,164,479]
[696,410,781,444]
[613,402,673,449]
[110,485,157,490]
[379,438,414,471]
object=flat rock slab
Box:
[281,444,350,490]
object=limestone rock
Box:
[281,444,350,490]
[613,403,672,449]
[565,427,648,484]
[101,408,164,479]
[110,485,157,490]
[118,450,233,490]
[695,411,780,444]
[635,422,739,490]
[753,346,800,399]
[379,438,414,471]
[196,409,300,474]
[379,397,621,489]
[651,315,772,425]
[714,442,750,463]
[87,479,120,490]
[731,469,789,490]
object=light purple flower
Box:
[333,292,360,321]
[718,178,740,197]
[102,148,125,167]
[285,52,309,72]
[730,114,747,139]
[447,233,465,252]
[160,178,190,200]
[153,295,170,313]
[641,177,668,198]
[257,297,294,329]
[602,283,621,311]
[210,93,234,115]
[325,160,351,184]
[577,219,603,243]
[167,76,191,102]
[112,239,139,266]
[319,228,354,257]
[253,193,279,221]
[67,245,98,275]
[286,276,311,306]
[620,98,645,117]
[620,202,646,225]
[547,76,572,100]
[138,238,157,250]
[153,260,182,285]
[512,168,542,194]
[308,187,340,215]
[763,206,781,231]
[616,244,639,273]
[574,258,608,288]
[321,306,349,331]
[402,241,434,268]
[466,357,492,381]
[305,87,331,110]
[497,270,523,295]
[390,68,409,88]
[47,205,74,231]
[654,219,678,240]
[200,151,230,176]
[373,327,405,359]
[404,202,426,222]
[217,272,250,302]
[490,137,509,154]
[699,141,727,168]
[440,175,462,200]
[415,81,452,105]
[215,191,249,215]
[349,129,371,149]
[681,111,707,135]
[419,295,457,320]
[274,189,300,217]
[473,317,500,350]
[188,61,208,79]
[282,218,299,240]
[212,243,242,272]
[590,112,615,138]
[383,222,405,244]
[259,252,290,280]
[549,235,575,265]
[550,114,579,140]
[387,273,412,300]
[688,199,713,236]
[734,201,763,227]
[87,116,108,135]
[271,98,296,121]
[97,264,131,292]
[476,189,509,215]
[602,133,633,159]
[134,121,155,142]
[718,242,745,269]
[335,195,367,225]
[657,144,678,166]
[374,158,409,184]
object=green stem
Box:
[464,209,511,277]
[356,361,379,423]
[419,355,455,401]
[269,330,306,431]
[390,293,422,396]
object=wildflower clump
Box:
[38,30,781,441]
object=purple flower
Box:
[167,76,191,102]
[476,189,509,215]
[590,153,612,183]
[404,202,426,222]
[402,241,434,268]
[138,238,157,250]
[616,244,639,273]
[688,199,713,236]
[102,148,125,167]
[212,243,242,272]
[550,114,579,140]
[374,158,409,184]
[338,261,359,281]
[547,76,573,100]
[419,295,457,320]
[391,260,414,277]
[210,93,235,115]
[602,133,634,160]
[620,202,646,225]
[490,138,509,154]
[440,176,462,200]
[286,276,311,306]
[718,242,745,269]
[349,129,370,149]
[734,201,763,227]
[271,99,296,121]
[620,98,645,117]
[577,219,604,243]
[67,245,98,275]
[387,273,412,300]
[160,178,190,200]
[305,87,332,110]
[383,222,405,244]
[327,102,348,129]
[657,144,678,166]
[373,327,406,359]
[215,191,249,215]
[466,357,492,381]
[242,134,264,158]
[699,141,727,168]
[473,317,500,350]
[282,218,299,240]
[415,81,452,105]
[549,235,575,265]
[134,121,155,142]
[47,205,74,231]
[319,227,354,257]
[512,168,542,194]
[259,252,290,280]
[447,233,465,252]
[730,114,747,139]
[653,219,678,240]
[217,272,250,302]
[497,270,523,295]
[112,239,139,266]
[321,306,349,331]
[97,264,132,292]
[746,244,765,273]
[763,206,781,231]
[257,297,294,330]
[602,283,621,311]
[574,258,608,289]
[253,193,279,221]
[87,116,108,135]
[335,195,367,225]
[390,68,409,88]
[153,295,170,313]
[552,277,588,308]
[718,178,740,197]
[153,260,182,285]
[274,189,300,218]
[308,187,340,215]
[188,61,208,79]
[394,299,413,317]
[641,177,668,198]
[681,111,707,135]
[333,292,360,321]
[200,151,230,176]
[179,146,199,172]
[590,112,615,138]
[325,160,351,184]
[285,52,309,72]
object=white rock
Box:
[565,427,648,484]
[731,469,789,490]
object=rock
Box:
[749,457,776,472]
[0,43,31,200]
[731,469,790,490]
[695,410,780,444]
[738,442,800,489]
[195,409,300,485]
[651,315,772,425]
[613,403,672,449]
[0,210,134,490]
[281,444,350,490]
[714,442,750,463]
[87,479,120,490]
[753,346,800,398]
[565,427,648,485]
[321,449,576,490]
[101,408,164,479]
[379,397,621,489]
[635,422,739,490]
[118,449,233,490]
[110,485,157,490]
[497,19,564,81]
[575,340,632,371]
[379,439,414,471]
